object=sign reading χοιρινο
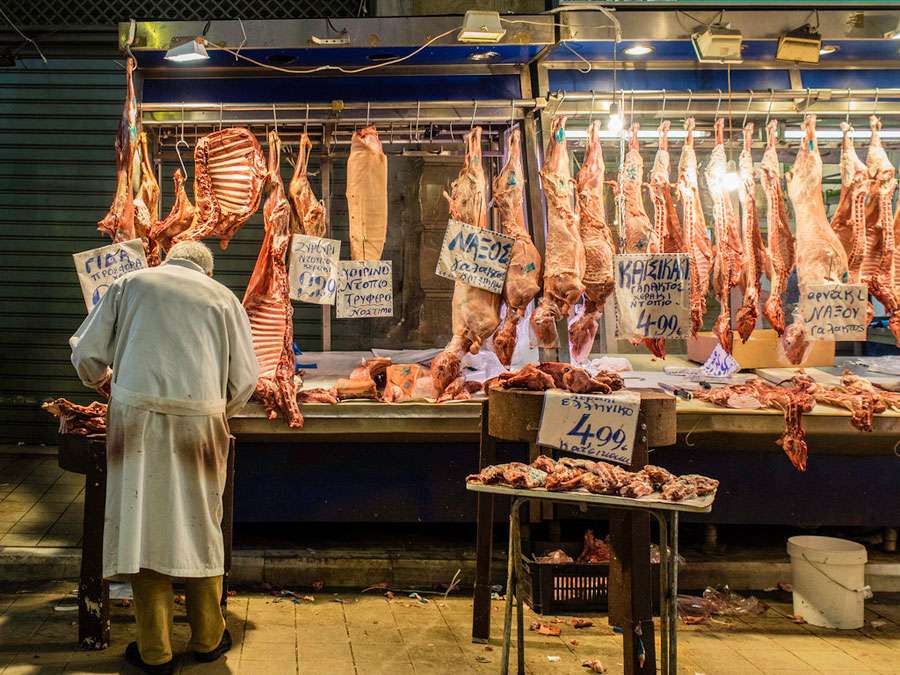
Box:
[537,390,641,466]
[336,260,393,319]
[614,252,691,339]
[435,218,514,294]
[800,283,868,342]
[289,234,340,305]
[73,238,147,312]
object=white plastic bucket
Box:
[787,536,869,629]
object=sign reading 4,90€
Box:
[289,234,340,305]
[537,390,641,466]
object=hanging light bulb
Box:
[607,101,624,135]
[721,159,741,192]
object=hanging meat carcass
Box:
[706,118,744,353]
[150,169,196,255]
[568,121,616,363]
[289,132,326,238]
[530,117,586,348]
[347,126,388,260]
[432,127,500,398]
[133,132,162,265]
[861,116,900,344]
[97,57,138,243]
[242,131,302,428]
[760,120,795,336]
[492,128,542,366]
[620,123,657,253]
[678,117,713,336]
[830,122,869,284]
[175,127,267,250]
[735,122,768,343]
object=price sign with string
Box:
[537,390,641,465]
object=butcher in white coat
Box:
[70,241,258,674]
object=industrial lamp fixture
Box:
[164,37,210,63]
[776,24,822,64]
[692,22,743,64]
[458,11,506,44]
[884,18,900,40]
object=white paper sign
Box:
[72,238,147,312]
[537,390,641,466]
[801,283,868,342]
[336,260,393,319]
[614,253,691,339]
[288,234,340,305]
[435,218,514,294]
[701,344,741,377]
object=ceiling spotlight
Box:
[819,45,839,56]
[468,50,499,61]
[624,44,654,57]
[164,37,210,63]
[776,24,822,64]
[884,19,900,40]
[607,101,623,135]
[692,23,743,64]
[457,11,506,44]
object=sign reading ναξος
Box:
[800,283,868,342]
[435,218,513,294]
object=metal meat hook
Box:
[175,102,189,176]
[742,90,753,129]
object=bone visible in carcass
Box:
[176,127,267,250]
[133,132,162,265]
[297,387,339,405]
[151,169,196,255]
[531,117,586,348]
[289,132,326,237]
[706,119,744,354]
[347,126,388,260]
[492,128,541,366]
[678,118,713,336]
[569,121,616,363]
[735,122,768,343]
[98,57,138,243]
[830,122,869,284]
[760,120,795,336]
[620,123,657,253]
[789,374,885,433]
[242,131,302,428]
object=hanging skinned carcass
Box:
[289,132,327,237]
[347,126,388,260]
[150,169,196,255]
[242,131,303,428]
[133,132,161,265]
[830,122,869,284]
[735,122,768,343]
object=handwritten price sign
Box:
[700,344,741,377]
[801,283,867,342]
[73,238,147,312]
[614,253,690,340]
[336,260,393,319]
[537,390,641,466]
[435,219,514,294]
[289,234,340,305]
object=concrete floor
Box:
[0,582,898,674]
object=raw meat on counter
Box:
[42,399,107,436]
[175,127,267,250]
[335,356,391,400]
[297,388,339,405]
[467,455,719,503]
[151,169,196,254]
[531,117,586,348]
[735,122,768,343]
[678,118,713,336]
[788,374,885,433]
[841,371,900,411]
[347,126,388,260]
[830,122,869,284]
[289,132,326,238]
[242,131,303,428]
[760,120,795,336]
[97,57,138,243]
[488,362,624,394]
[569,121,616,363]
[492,128,542,366]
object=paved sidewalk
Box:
[0,582,898,674]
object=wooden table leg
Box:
[472,400,497,643]
[220,436,236,610]
[79,441,109,650]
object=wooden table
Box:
[57,434,235,650]
[472,387,678,675]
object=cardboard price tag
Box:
[614,253,691,339]
[72,238,147,312]
[700,344,741,377]
[800,283,868,342]
[288,234,340,305]
[336,260,393,319]
[537,390,641,466]
[435,218,513,294]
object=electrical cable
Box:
[0,6,47,63]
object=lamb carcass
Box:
[787,114,849,292]
[289,132,326,238]
[151,169,196,255]
[706,118,744,353]
[830,122,869,284]
[530,117,586,347]
[735,122,768,343]
[347,126,388,260]
[569,120,616,363]
[620,123,657,253]
[492,128,542,366]
[97,57,137,243]
[760,120,795,335]
[242,131,302,428]
[678,117,713,336]
[133,132,162,265]
[861,116,900,344]
[176,127,267,250]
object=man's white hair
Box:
[166,241,214,275]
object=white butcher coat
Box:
[70,259,258,579]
